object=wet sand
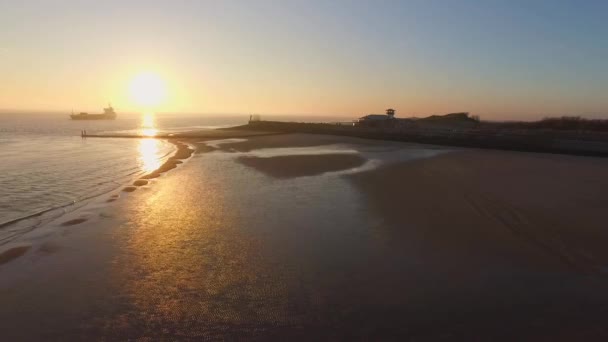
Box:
[237,154,366,178]
[60,218,88,226]
[1,133,608,340]
[0,246,31,265]
[139,141,194,181]
[349,149,608,275]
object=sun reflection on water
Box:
[140,112,158,137]
[141,128,158,137]
[138,139,162,173]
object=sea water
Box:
[0,112,249,243]
[0,112,348,244]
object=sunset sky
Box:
[1,0,607,119]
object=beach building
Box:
[357,108,397,127]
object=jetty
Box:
[82,130,285,140]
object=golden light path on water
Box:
[140,112,158,137]
[138,139,163,173]
[138,112,161,173]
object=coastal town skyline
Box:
[1,1,608,120]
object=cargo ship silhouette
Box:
[70,104,116,120]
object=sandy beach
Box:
[1,132,608,340]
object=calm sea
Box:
[0,112,250,243]
[0,112,348,244]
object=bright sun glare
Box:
[141,112,158,137]
[129,72,167,108]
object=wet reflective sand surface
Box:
[2,134,608,340]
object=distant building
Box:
[357,108,397,127]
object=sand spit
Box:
[0,246,31,265]
[140,141,193,180]
[99,140,195,201]
[237,154,367,178]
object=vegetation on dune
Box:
[501,116,608,132]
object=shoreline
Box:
[0,137,193,249]
[125,140,194,191]
[1,128,270,239]
[235,121,608,157]
[0,129,289,261]
[2,133,608,339]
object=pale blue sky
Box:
[1,0,607,119]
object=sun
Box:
[129,72,167,108]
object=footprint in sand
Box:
[133,179,148,186]
[122,186,137,192]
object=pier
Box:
[81,129,286,140]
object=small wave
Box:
[0,201,76,245]
[0,141,178,246]
[0,182,126,246]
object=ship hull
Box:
[70,113,116,120]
